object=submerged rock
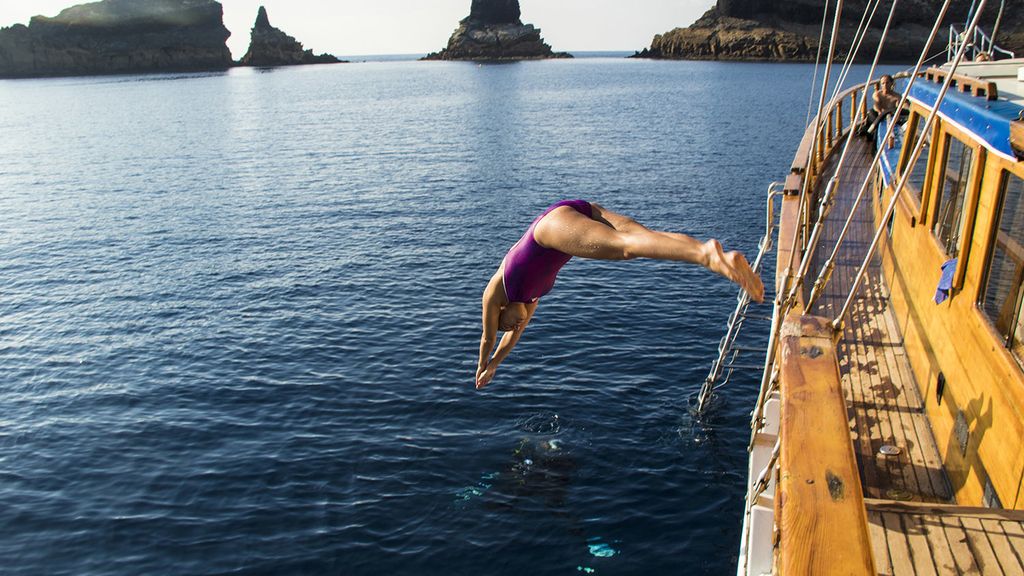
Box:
[633,0,1024,62]
[0,0,233,78]
[238,6,343,67]
[423,0,571,61]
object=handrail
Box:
[948,23,1016,61]
[749,0,953,461]
[803,0,953,311]
[924,66,998,100]
[696,183,781,411]
[776,314,874,574]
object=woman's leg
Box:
[535,205,703,262]
[592,203,708,245]
[534,204,764,301]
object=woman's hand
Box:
[476,363,496,389]
[705,239,765,303]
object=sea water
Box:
[0,58,891,575]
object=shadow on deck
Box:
[805,137,953,505]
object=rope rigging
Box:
[701,0,989,418]
[805,0,957,312]
[735,2,992,573]
[806,0,832,127]
[832,0,989,328]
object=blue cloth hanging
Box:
[934,258,957,304]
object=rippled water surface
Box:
[2,58,824,575]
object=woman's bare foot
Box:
[704,239,765,303]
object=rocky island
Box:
[238,6,342,67]
[0,0,233,78]
[634,0,1024,62]
[423,0,571,61]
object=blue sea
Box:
[0,58,859,575]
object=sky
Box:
[0,0,714,58]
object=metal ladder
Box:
[696,183,782,412]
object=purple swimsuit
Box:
[503,199,593,303]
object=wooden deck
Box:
[806,138,953,504]
[868,500,1024,575]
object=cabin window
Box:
[932,135,973,257]
[980,171,1024,359]
[900,114,931,201]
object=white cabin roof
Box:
[945,58,1024,105]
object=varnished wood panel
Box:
[875,109,1024,508]
[776,195,803,305]
[777,313,875,575]
[1011,121,1023,159]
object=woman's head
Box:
[499,302,529,332]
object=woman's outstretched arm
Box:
[478,271,504,384]
[476,302,537,389]
[477,269,538,389]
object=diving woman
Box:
[476,199,764,389]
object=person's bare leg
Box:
[535,205,764,302]
[593,203,716,246]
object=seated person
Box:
[860,74,899,139]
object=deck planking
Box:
[805,137,953,504]
[867,500,1024,575]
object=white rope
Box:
[786,0,901,305]
[806,0,833,126]
[992,0,1006,52]
[833,0,989,328]
[828,0,884,104]
[804,0,954,311]
[812,0,846,159]
[750,0,950,439]
[753,0,846,429]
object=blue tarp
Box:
[907,80,1023,160]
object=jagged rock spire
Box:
[423,0,570,61]
[467,0,520,25]
[239,5,342,67]
[254,5,271,30]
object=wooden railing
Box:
[776,314,875,574]
[769,82,884,573]
[924,66,999,100]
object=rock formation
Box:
[634,0,1024,62]
[423,0,571,61]
[0,0,233,78]
[238,6,342,67]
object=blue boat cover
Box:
[906,79,1023,160]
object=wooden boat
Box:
[725,5,1024,574]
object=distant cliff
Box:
[635,0,1024,62]
[0,0,233,78]
[239,6,342,67]
[423,0,571,61]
